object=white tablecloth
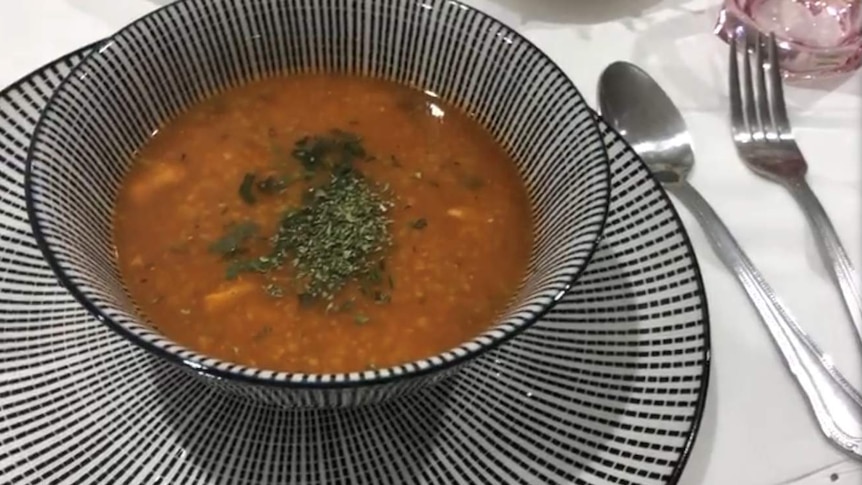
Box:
[1,1,859,484]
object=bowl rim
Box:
[24,0,612,390]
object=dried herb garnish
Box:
[238,170,297,203]
[409,218,428,230]
[326,298,356,314]
[264,283,284,298]
[354,313,370,325]
[274,172,392,299]
[257,174,292,194]
[292,130,370,174]
[218,129,396,306]
[373,290,391,304]
[229,171,392,301]
[239,173,257,205]
[209,221,259,258]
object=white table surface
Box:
[1,1,860,484]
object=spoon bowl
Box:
[597,61,694,184]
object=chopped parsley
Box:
[264,283,284,298]
[256,174,292,194]
[267,171,392,300]
[354,313,370,325]
[239,173,257,205]
[217,129,394,306]
[208,221,259,258]
[373,290,391,304]
[292,129,370,174]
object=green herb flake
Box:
[239,173,257,205]
[219,129,395,305]
[373,290,391,304]
[409,218,428,230]
[257,175,290,194]
[366,266,383,284]
[292,130,368,174]
[256,171,392,301]
[225,262,244,280]
[354,313,370,325]
[209,221,259,258]
[264,283,284,298]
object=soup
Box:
[114,75,532,374]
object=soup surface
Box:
[114,75,532,373]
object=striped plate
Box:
[0,46,710,485]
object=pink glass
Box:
[715,0,862,79]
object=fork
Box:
[729,32,862,345]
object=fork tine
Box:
[766,33,792,136]
[753,33,771,139]
[742,34,758,139]
[729,35,746,136]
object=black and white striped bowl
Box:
[24,0,611,408]
[1,46,709,484]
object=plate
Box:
[0,45,710,485]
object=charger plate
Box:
[0,45,710,485]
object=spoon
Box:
[597,61,862,459]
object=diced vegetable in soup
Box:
[114,75,533,374]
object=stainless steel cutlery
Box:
[598,54,862,459]
[729,32,861,343]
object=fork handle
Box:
[668,181,862,459]
[784,178,862,344]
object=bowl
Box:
[25,0,611,408]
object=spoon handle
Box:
[668,181,862,459]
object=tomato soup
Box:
[114,75,532,373]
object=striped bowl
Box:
[24,0,611,408]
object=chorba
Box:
[114,75,532,374]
